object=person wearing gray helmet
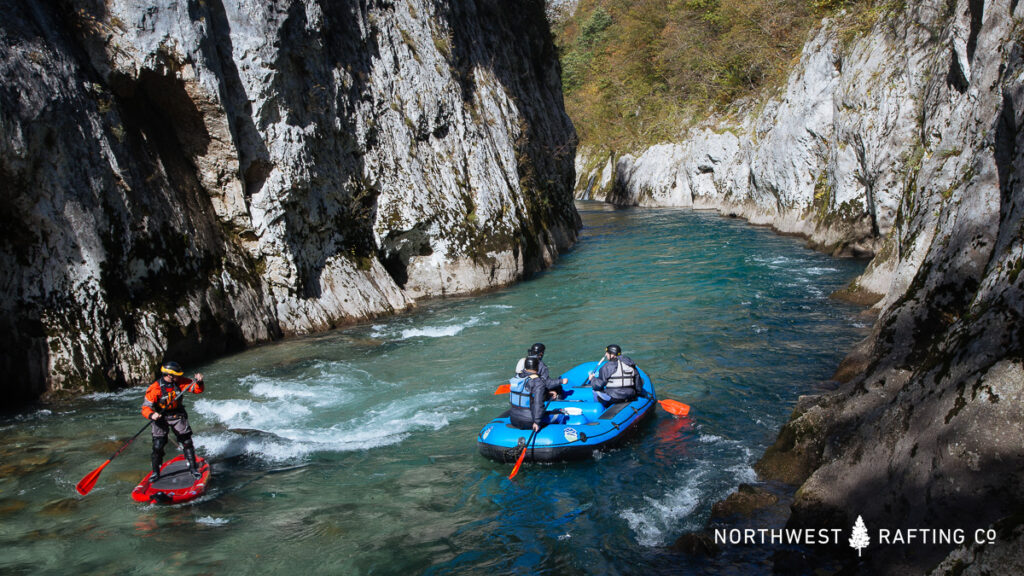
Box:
[589,344,642,406]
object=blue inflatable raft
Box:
[477,361,656,462]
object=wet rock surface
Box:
[0,0,579,401]
[710,483,779,520]
[593,0,1024,572]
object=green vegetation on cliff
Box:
[552,0,869,152]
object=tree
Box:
[849,515,870,557]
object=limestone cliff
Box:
[0,0,579,403]
[587,0,1024,572]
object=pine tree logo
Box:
[849,515,870,557]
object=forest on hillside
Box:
[550,0,887,151]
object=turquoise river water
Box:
[0,203,869,575]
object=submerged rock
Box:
[709,483,779,520]
[670,532,720,557]
[39,498,80,516]
[0,499,29,516]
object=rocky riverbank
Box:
[0,0,580,403]
[582,0,1024,572]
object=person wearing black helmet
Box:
[514,342,566,399]
[141,361,206,479]
[589,344,642,406]
[508,356,569,431]
[514,342,550,378]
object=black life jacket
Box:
[156,379,187,413]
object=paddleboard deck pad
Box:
[131,455,210,504]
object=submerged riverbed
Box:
[0,203,869,575]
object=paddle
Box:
[508,428,538,480]
[75,378,197,496]
[494,383,510,395]
[591,357,690,415]
[657,398,691,417]
[581,356,608,387]
[75,420,151,496]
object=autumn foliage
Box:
[554,0,848,151]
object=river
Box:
[0,202,869,575]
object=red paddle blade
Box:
[494,384,511,395]
[508,446,528,479]
[75,459,111,495]
[658,399,691,417]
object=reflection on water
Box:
[0,203,868,575]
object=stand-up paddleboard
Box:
[131,455,210,504]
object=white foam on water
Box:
[622,468,708,546]
[196,516,230,526]
[727,463,758,484]
[623,434,761,546]
[83,387,145,401]
[193,398,312,430]
[370,314,491,341]
[247,378,351,408]
[749,255,796,267]
[804,266,839,275]
[195,386,475,462]
[400,324,468,339]
[197,431,308,461]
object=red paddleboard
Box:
[131,455,210,504]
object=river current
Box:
[0,203,869,575]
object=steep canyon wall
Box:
[0,0,580,403]
[581,0,1024,572]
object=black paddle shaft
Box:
[106,421,151,462]
[114,380,197,461]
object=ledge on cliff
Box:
[0,0,580,404]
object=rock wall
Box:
[757,2,1024,570]
[579,6,935,265]
[0,0,580,403]
[584,0,1024,572]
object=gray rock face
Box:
[588,0,1024,572]
[0,0,579,401]
[590,9,931,262]
[741,0,1024,573]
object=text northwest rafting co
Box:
[714,527,998,546]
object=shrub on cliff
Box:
[553,0,872,152]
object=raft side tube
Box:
[477,361,657,463]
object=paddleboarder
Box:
[141,361,205,479]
